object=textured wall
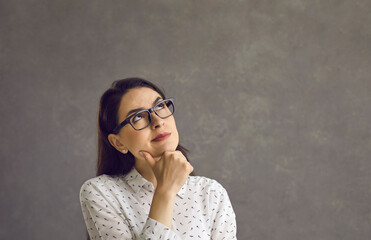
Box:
[1,1,370,239]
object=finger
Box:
[165,150,186,161]
[140,151,156,168]
[187,162,194,173]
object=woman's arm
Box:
[141,150,193,228]
[210,182,237,239]
[80,181,135,239]
[80,179,184,240]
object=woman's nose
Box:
[150,113,164,129]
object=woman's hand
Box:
[140,150,193,228]
[140,150,193,195]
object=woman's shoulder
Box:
[81,174,119,187]
[187,175,227,194]
[79,174,122,199]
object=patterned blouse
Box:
[80,167,237,239]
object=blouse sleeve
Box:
[80,181,182,240]
[209,182,237,240]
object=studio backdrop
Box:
[1,1,370,239]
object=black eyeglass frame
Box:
[111,98,175,134]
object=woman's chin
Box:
[151,143,178,157]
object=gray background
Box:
[1,0,370,239]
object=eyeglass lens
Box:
[130,99,174,130]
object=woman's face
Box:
[112,87,179,159]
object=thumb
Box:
[140,151,156,168]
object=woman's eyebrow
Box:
[125,96,163,118]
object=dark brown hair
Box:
[96,77,190,176]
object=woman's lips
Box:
[152,132,171,142]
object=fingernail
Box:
[139,151,144,157]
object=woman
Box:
[80,78,237,239]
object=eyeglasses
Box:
[112,98,175,133]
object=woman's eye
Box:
[155,103,165,111]
[132,114,143,123]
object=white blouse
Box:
[80,167,237,239]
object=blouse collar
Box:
[124,167,186,199]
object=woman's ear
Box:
[108,134,126,152]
